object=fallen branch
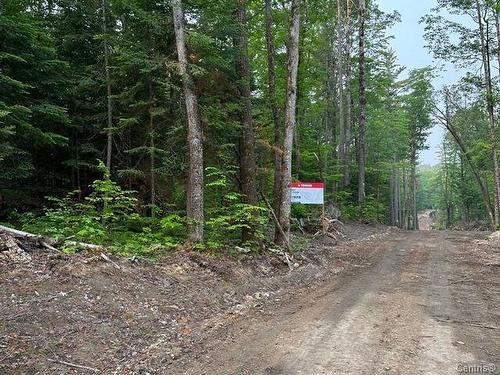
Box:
[41,241,60,252]
[62,241,103,251]
[100,253,121,269]
[259,192,292,253]
[47,358,99,373]
[0,225,42,239]
[0,224,103,252]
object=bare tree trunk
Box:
[411,154,418,230]
[148,77,156,218]
[172,0,204,242]
[342,0,353,187]
[265,0,283,238]
[74,134,81,198]
[276,0,301,246]
[236,0,257,242]
[357,0,367,204]
[443,139,450,228]
[102,0,113,172]
[495,4,500,76]
[336,0,346,188]
[390,157,396,226]
[325,28,337,197]
[476,0,499,228]
[396,162,401,228]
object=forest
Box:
[1,0,499,256]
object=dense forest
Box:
[0,0,499,255]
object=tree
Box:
[276,0,301,246]
[235,0,257,242]
[172,0,204,242]
[357,0,367,204]
[0,0,70,195]
[0,0,451,251]
[102,0,114,171]
[265,0,283,236]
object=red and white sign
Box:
[291,182,324,205]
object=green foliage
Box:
[334,191,386,222]
[0,3,70,185]
[19,163,182,257]
[205,167,268,250]
[21,170,134,239]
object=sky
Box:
[377,0,464,166]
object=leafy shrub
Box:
[205,166,268,250]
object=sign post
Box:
[291,182,326,234]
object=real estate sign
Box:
[291,182,324,205]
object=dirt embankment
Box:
[0,223,393,374]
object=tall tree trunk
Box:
[411,153,418,230]
[494,3,500,76]
[236,0,258,242]
[102,0,113,172]
[266,0,283,236]
[357,0,367,204]
[396,164,401,228]
[443,139,450,228]
[401,166,407,229]
[75,134,81,196]
[325,26,338,197]
[342,0,353,187]
[390,155,399,226]
[276,0,301,246]
[390,157,396,226]
[148,77,156,218]
[336,0,346,188]
[172,0,204,242]
[476,0,500,228]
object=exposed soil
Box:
[0,223,390,374]
[1,226,498,374]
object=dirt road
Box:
[179,231,499,375]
